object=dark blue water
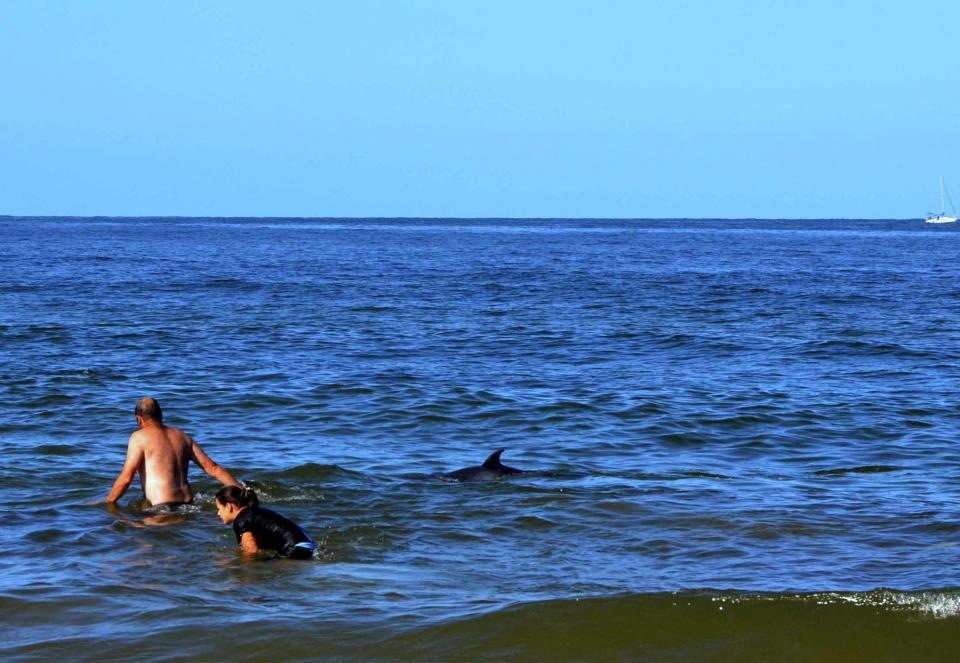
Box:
[3,217,960,660]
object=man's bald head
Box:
[135,397,163,422]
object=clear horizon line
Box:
[0,214,924,222]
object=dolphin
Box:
[443,448,524,482]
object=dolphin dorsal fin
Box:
[482,448,506,468]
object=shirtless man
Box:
[104,397,240,507]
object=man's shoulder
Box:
[132,425,191,448]
[162,426,194,443]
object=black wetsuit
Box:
[233,507,316,559]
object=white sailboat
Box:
[925,176,957,224]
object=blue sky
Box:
[1,1,957,218]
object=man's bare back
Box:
[128,425,203,504]
[105,398,239,506]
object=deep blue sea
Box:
[3,217,960,660]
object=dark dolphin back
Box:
[481,448,523,475]
[482,448,506,468]
[444,448,524,481]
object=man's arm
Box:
[189,437,240,487]
[105,434,144,503]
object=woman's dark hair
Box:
[216,485,259,509]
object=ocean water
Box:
[2,216,960,660]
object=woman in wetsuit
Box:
[215,486,316,560]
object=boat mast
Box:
[941,176,946,214]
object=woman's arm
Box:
[239,531,259,555]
